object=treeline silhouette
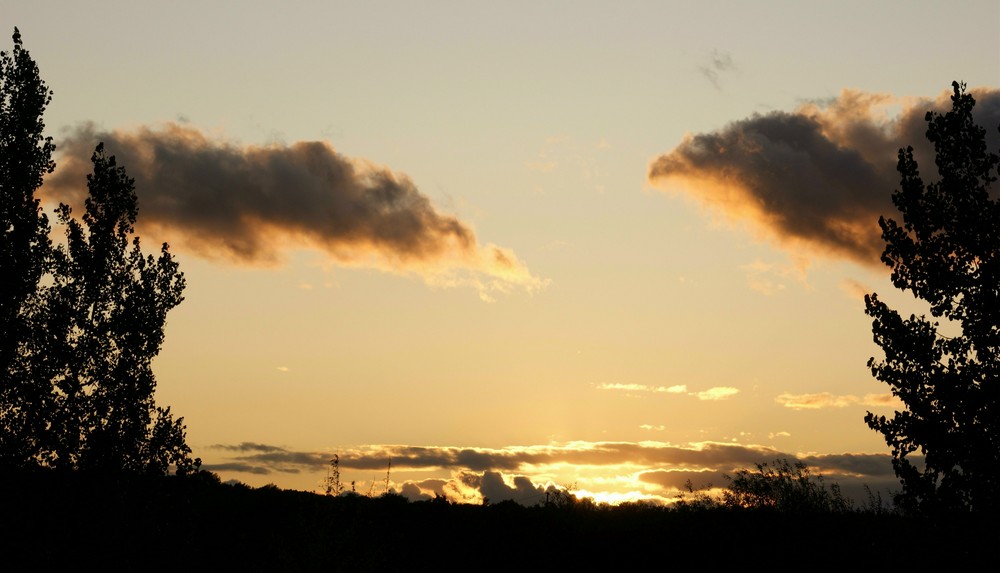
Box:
[3,466,994,570]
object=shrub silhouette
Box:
[721,458,852,513]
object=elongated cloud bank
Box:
[44,123,545,297]
[206,440,899,505]
[775,391,902,410]
[649,87,1000,266]
[207,440,892,478]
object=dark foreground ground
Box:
[1,470,996,571]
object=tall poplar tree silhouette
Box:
[1,28,196,473]
[866,82,1000,513]
[0,27,56,466]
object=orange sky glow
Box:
[7,0,999,505]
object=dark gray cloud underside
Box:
[649,87,1000,266]
[207,442,893,481]
[44,123,474,265]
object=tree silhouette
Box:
[865,82,1000,513]
[0,27,56,466]
[0,29,195,474]
[44,145,194,473]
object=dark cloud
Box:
[206,443,537,474]
[479,471,547,505]
[206,443,326,474]
[637,452,900,508]
[640,467,900,506]
[207,440,801,475]
[396,477,451,501]
[638,469,729,490]
[200,462,272,475]
[801,453,897,477]
[398,482,432,502]
[649,86,1000,267]
[447,470,561,506]
[210,442,289,453]
[43,123,544,296]
[639,453,895,491]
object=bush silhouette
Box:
[721,458,852,513]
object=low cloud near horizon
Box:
[43,123,546,300]
[204,439,898,505]
[649,85,1000,267]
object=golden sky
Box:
[9,0,1000,504]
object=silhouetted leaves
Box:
[0,29,194,474]
[866,82,1000,513]
[0,27,56,467]
[721,458,853,513]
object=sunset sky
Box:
[8,1,999,504]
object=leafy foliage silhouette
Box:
[0,27,55,465]
[0,28,195,473]
[721,458,852,513]
[865,82,1000,513]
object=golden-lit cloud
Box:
[44,123,546,298]
[776,392,902,410]
[649,87,1000,266]
[597,383,736,401]
[861,393,904,408]
[597,383,687,394]
[695,386,739,401]
[777,392,857,410]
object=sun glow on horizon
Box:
[7,0,995,503]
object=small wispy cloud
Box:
[862,393,903,408]
[695,387,740,401]
[598,383,736,401]
[698,49,737,91]
[597,383,687,394]
[777,392,856,409]
[776,392,901,410]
